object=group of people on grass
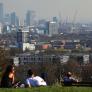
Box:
[0,65,78,88]
[0,65,47,88]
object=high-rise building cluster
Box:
[0,3,60,51]
[0,3,36,27]
[0,3,59,36]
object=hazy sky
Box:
[0,0,92,22]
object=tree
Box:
[0,47,10,66]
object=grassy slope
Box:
[0,86,92,92]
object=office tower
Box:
[48,21,59,36]
[44,21,49,35]
[10,12,16,26]
[53,17,58,22]
[17,27,29,44]
[26,10,30,26]
[10,12,19,27]
[16,16,19,27]
[26,10,35,26]
[0,23,3,34]
[0,3,4,23]
[4,13,10,25]
[17,27,30,51]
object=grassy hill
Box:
[0,86,92,92]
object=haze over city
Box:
[0,0,92,88]
[0,0,92,22]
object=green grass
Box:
[0,86,92,92]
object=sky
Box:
[0,0,92,22]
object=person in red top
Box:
[0,65,15,88]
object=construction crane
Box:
[71,10,78,33]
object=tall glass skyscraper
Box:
[10,12,16,26]
[26,10,35,26]
[0,3,4,23]
[10,12,19,27]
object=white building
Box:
[60,55,69,63]
[23,43,35,51]
[83,54,89,64]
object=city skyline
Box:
[0,0,92,22]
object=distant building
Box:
[44,21,49,35]
[83,55,89,64]
[3,25,11,33]
[38,20,60,36]
[49,21,59,36]
[53,17,58,22]
[17,27,35,51]
[64,42,76,49]
[51,40,64,48]
[0,23,3,34]
[10,12,19,27]
[22,43,35,51]
[17,27,30,51]
[15,53,59,64]
[37,21,49,35]
[0,3,4,24]
[4,14,11,25]
[60,55,69,63]
[25,10,35,26]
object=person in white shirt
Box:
[25,69,47,87]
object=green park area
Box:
[0,86,92,92]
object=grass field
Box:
[0,86,92,92]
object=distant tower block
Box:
[0,3,4,24]
[49,21,59,36]
[83,55,89,64]
[17,27,30,51]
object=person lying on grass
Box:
[25,69,47,87]
[63,72,78,86]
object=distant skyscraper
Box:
[26,10,35,26]
[10,12,16,26]
[0,23,3,34]
[53,17,58,22]
[44,21,49,35]
[17,27,30,50]
[17,27,29,43]
[26,11,30,26]
[4,13,10,25]
[0,3,4,24]
[48,21,59,36]
[16,16,19,27]
[10,12,19,27]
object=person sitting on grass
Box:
[0,65,15,88]
[63,72,78,86]
[25,69,47,87]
